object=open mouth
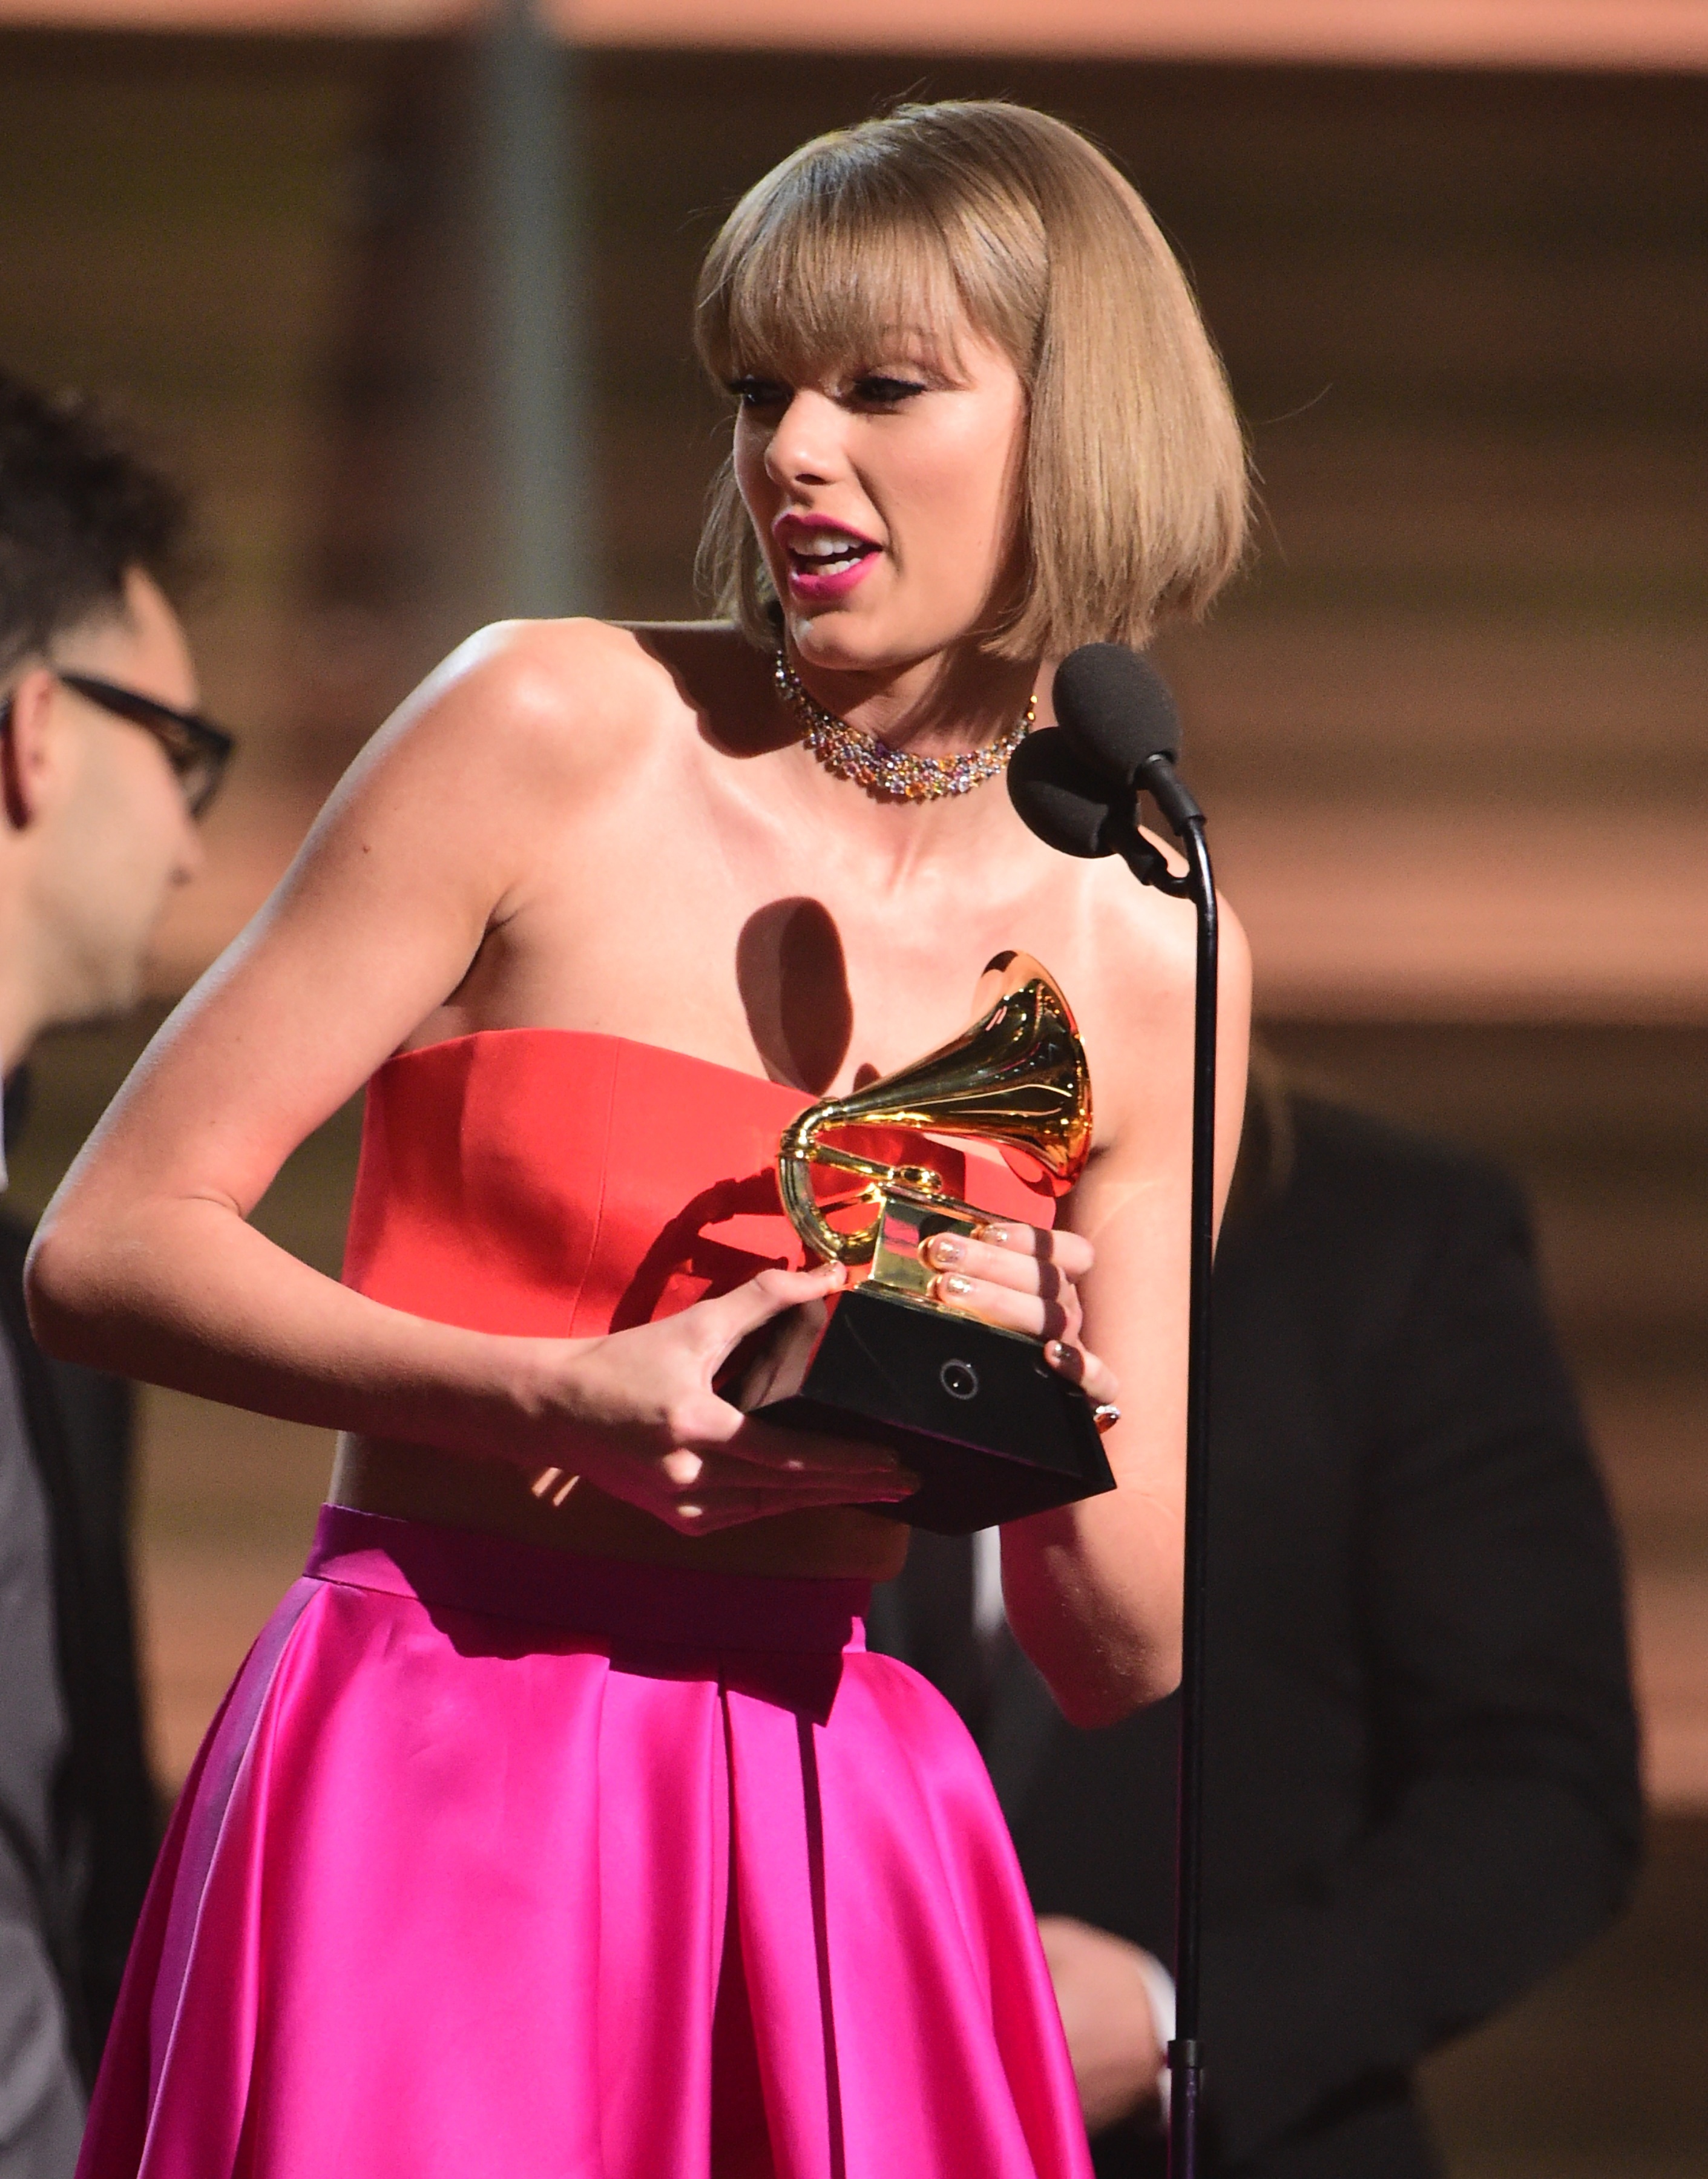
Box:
[786,532,879,579]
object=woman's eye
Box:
[729,377,787,412]
[852,376,927,407]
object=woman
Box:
[31,101,1250,2179]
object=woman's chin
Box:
[786,609,950,680]
[786,613,882,672]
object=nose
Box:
[764,389,847,491]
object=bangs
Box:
[694,102,1247,657]
[695,139,1044,388]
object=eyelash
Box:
[855,376,928,406]
[727,375,928,412]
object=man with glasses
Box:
[0,367,231,2176]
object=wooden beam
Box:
[0,0,1704,71]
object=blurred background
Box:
[1,1,1704,2170]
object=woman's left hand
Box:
[921,1223,1119,1413]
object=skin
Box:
[0,568,204,1068]
[27,319,1249,1724]
[1037,1917,1166,2134]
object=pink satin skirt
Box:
[79,1506,1091,2179]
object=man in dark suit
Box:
[0,370,228,2173]
[870,1082,1641,2177]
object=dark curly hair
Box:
[0,369,197,678]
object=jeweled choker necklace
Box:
[774,650,1035,804]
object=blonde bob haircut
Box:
[694,100,1248,661]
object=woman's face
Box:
[731,313,1028,679]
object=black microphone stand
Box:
[1114,759,1217,2179]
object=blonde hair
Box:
[694,100,1248,661]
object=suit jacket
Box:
[0,1122,158,2074]
[869,1096,1641,2178]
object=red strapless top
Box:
[343,1030,1056,1338]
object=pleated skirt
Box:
[78,1505,1090,2179]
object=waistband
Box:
[306,1504,870,1655]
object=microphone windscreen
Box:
[1053,644,1181,786]
[1007,728,1123,859]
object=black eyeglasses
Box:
[54,672,235,817]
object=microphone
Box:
[1051,643,1203,841]
[1005,728,1125,860]
[1007,727,1171,885]
[1013,642,1220,2179]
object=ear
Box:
[1,667,59,831]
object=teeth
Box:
[793,533,866,560]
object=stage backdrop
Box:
[1,28,1704,2176]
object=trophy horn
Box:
[778,952,1093,1267]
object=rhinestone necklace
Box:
[774,650,1035,803]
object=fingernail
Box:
[936,1274,974,1301]
[925,1234,966,1267]
[976,1224,1012,1247]
[1046,1339,1069,1364]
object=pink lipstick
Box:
[774,514,881,602]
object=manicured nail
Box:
[1046,1339,1069,1364]
[936,1274,974,1301]
[976,1224,1013,1248]
[926,1234,966,1267]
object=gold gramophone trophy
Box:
[724,952,1116,1534]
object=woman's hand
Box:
[1036,1916,1168,2133]
[919,1223,1120,1413]
[531,1263,918,1534]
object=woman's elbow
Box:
[24,1215,122,1367]
[1033,1632,1183,1731]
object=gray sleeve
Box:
[0,1336,82,2175]
[0,1857,82,2177]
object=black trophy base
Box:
[723,1284,1115,1535]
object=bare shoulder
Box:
[363,616,700,792]
[1076,835,1205,999]
[266,616,711,945]
[1069,836,1252,1128]
[619,619,779,746]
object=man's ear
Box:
[1,667,59,831]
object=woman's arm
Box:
[1030,896,1250,1721]
[28,622,568,1385]
[924,893,1252,1724]
[25,620,910,1530]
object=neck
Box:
[784,639,1042,756]
[767,669,1051,882]
[0,868,47,1071]
[0,983,47,1079]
